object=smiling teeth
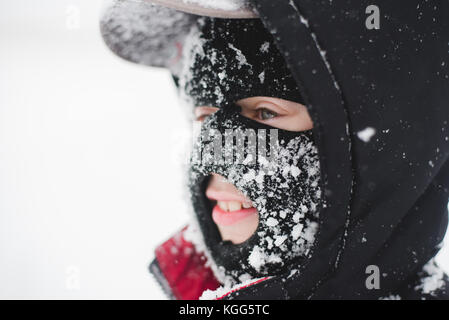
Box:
[217,201,253,212]
[242,202,252,209]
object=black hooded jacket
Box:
[219,0,449,300]
[101,0,449,299]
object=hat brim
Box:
[100,0,258,70]
[148,0,258,18]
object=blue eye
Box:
[259,108,278,120]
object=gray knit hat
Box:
[100,0,257,70]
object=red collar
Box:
[151,227,269,300]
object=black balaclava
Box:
[176,17,323,286]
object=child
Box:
[101,0,449,300]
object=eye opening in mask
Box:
[195,105,280,123]
[194,96,314,132]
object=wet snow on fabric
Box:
[199,276,269,300]
[189,109,322,286]
[227,43,253,70]
[357,127,376,142]
[415,259,445,296]
[176,17,304,108]
[177,22,208,106]
[248,246,267,272]
[258,71,265,84]
[183,0,251,11]
[260,41,270,53]
[379,294,402,300]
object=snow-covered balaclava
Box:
[177,17,322,285]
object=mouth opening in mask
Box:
[206,173,260,245]
[194,173,260,247]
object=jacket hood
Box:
[235,0,449,299]
[102,0,449,299]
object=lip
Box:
[212,204,258,226]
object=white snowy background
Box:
[0,0,448,299]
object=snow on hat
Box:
[100,0,258,70]
[149,0,257,18]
